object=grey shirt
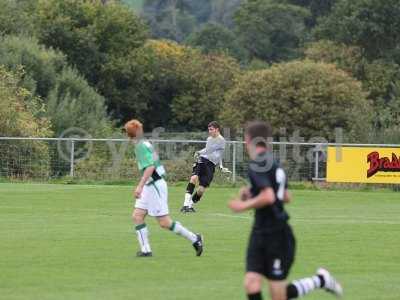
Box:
[198,134,226,166]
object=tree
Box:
[170,50,240,129]
[0,0,37,36]
[185,22,247,61]
[142,0,244,42]
[0,66,52,177]
[221,60,372,142]
[234,0,310,62]
[315,0,400,60]
[143,0,200,42]
[98,39,185,127]
[305,40,400,138]
[208,0,243,28]
[99,40,240,130]
[46,67,113,136]
[285,0,337,26]
[35,0,148,85]
[305,40,364,77]
[0,66,52,137]
[0,35,66,99]
[0,35,113,136]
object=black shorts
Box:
[192,158,215,188]
[246,225,295,280]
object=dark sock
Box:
[248,292,263,300]
[186,182,195,195]
[287,283,299,299]
[318,275,325,288]
[192,192,202,203]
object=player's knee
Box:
[244,274,262,294]
[159,221,170,229]
[132,211,144,224]
[158,218,172,230]
[190,175,198,184]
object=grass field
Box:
[1,183,399,300]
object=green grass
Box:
[1,183,399,300]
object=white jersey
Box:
[198,134,226,166]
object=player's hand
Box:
[134,185,143,199]
[239,187,251,201]
[220,166,232,174]
[228,199,247,213]
[194,151,199,160]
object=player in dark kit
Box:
[228,121,343,300]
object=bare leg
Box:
[192,185,206,203]
[245,272,264,300]
[268,280,287,300]
[132,208,151,254]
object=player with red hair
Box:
[124,119,203,257]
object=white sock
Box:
[292,275,322,297]
[170,221,197,243]
[135,224,151,253]
[183,193,193,207]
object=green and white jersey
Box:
[135,140,166,184]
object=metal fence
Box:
[0,137,399,184]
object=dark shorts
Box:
[246,225,296,280]
[191,158,215,188]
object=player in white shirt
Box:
[181,121,229,213]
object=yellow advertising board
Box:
[327,146,400,184]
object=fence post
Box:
[314,145,320,180]
[232,142,236,184]
[70,139,75,177]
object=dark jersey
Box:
[248,151,289,233]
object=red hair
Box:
[124,119,143,138]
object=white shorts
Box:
[135,179,169,217]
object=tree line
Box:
[1,0,400,143]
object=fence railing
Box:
[0,137,399,184]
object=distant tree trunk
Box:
[170,0,178,40]
[210,0,224,23]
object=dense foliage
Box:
[221,60,372,142]
[0,0,399,143]
[234,0,310,62]
[0,35,112,136]
[0,66,52,178]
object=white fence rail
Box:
[0,137,399,183]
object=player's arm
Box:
[197,137,209,155]
[229,187,275,213]
[134,143,155,198]
[283,189,291,203]
[219,164,232,174]
[134,165,155,198]
[197,147,206,155]
[134,165,154,198]
[138,166,155,189]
